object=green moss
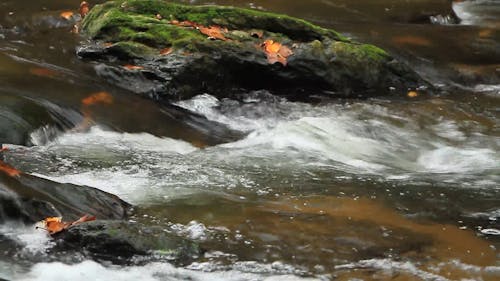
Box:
[331,41,389,64]
[82,0,350,51]
[108,41,156,58]
[81,0,392,65]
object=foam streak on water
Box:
[17,260,320,281]
[6,93,497,205]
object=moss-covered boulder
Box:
[78,0,431,101]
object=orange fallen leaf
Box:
[68,214,96,227]
[29,67,58,78]
[79,1,89,18]
[0,147,8,153]
[159,47,173,55]
[60,11,74,20]
[407,90,418,98]
[169,20,228,41]
[198,25,228,41]
[478,29,493,38]
[37,215,96,235]
[102,42,114,48]
[0,160,21,178]
[263,40,281,53]
[123,64,144,71]
[392,35,432,47]
[81,91,113,106]
[260,40,293,66]
[169,20,199,28]
[43,217,69,235]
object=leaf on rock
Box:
[0,147,8,153]
[82,91,113,106]
[60,11,74,20]
[79,1,90,18]
[169,20,228,41]
[159,47,173,55]
[198,25,228,41]
[42,217,69,235]
[0,160,21,178]
[260,40,293,66]
[169,20,199,28]
[37,215,96,235]
[407,90,418,98]
[123,64,144,71]
[29,67,58,78]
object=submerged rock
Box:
[78,0,431,102]
[53,220,201,265]
[0,172,131,223]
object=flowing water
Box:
[1,0,499,280]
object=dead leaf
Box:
[198,25,228,41]
[79,1,89,18]
[123,64,144,71]
[159,47,173,55]
[102,42,114,48]
[260,40,293,66]
[407,90,418,98]
[263,40,281,53]
[29,67,58,78]
[169,20,199,28]
[82,91,113,106]
[60,11,74,20]
[68,214,96,227]
[0,147,8,153]
[42,217,69,235]
[169,20,228,41]
[478,29,493,38]
[0,160,21,178]
[37,215,96,235]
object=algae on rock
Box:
[79,0,430,101]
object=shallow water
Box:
[1,0,499,280]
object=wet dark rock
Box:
[0,172,131,223]
[0,94,82,146]
[78,0,432,102]
[53,220,201,265]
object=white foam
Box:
[417,146,497,173]
[47,126,197,155]
[335,259,450,281]
[0,222,53,255]
[453,0,500,26]
[17,260,320,281]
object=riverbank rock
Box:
[0,172,131,223]
[53,220,201,265]
[78,0,431,102]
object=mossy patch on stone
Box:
[79,0,429,100]
[81,0,352,55]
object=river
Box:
[0,0,499,280]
